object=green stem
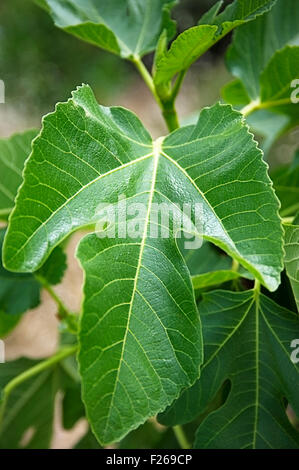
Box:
[241,100,260,117]
[132,55,162,107]
[0,344,78,428]
[132,55,180,132]
[173,425,191,449]
[241,97,293,117]
[254,279,261,294]
[231,259,239,272]
[171,69,187,102]
[35,274,71,319]
[162,101,180,132]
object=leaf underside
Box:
[40,0,176,58]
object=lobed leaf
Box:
[3,85,284,443]
[159,290,299,449]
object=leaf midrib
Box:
[102,136,163,441]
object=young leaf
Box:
[0,353,78,449]
[154,0,275,94]
[271,150,299,217]
[160,290,299,449]
[38,0,177,59]
[226,0,299,102]
[0,129,37,220]
[284,214,299,311]
[3,85,283,291]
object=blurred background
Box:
[0,0,298,448]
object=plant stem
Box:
[171,70,187,102]
[162,101,180,132]
[241,100,260,117]
[0,344,78,428]
[254,279,261,294]
[132,55,162,107]
[35,274,71,319]
[241,97,292,117]
[231,259,239,272]
[132,55,180,132]
[173,425,191,449]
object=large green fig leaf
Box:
[0,130,37,220]
[0,348,78,449]
[284,214,299,311]
[3,85,283,444]
[154,0,276,95]
[38,0,176,59]
[159,289,299,449]
[226,0,299,122]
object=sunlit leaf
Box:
[3,85,283,444]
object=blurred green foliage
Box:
[0,0,131,114]
[0,0,228,116]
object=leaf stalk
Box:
[0,344,78,429]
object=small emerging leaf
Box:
[154,0,276,93]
